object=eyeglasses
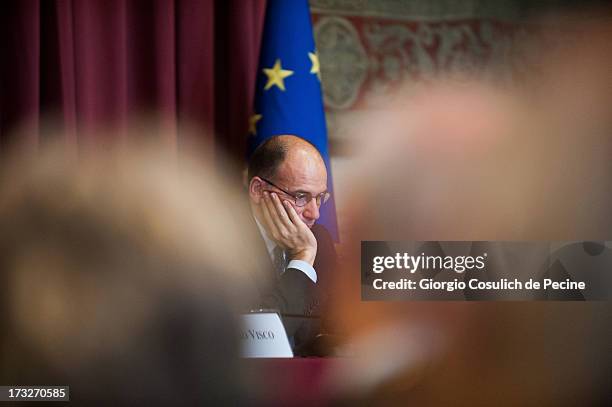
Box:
[259,177,330,207]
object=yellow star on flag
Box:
[248,113,262,135]
[263,59,294,91]
[308,51,321,81]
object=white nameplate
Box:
[240,312,293,358]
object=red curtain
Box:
[0,0,266,163]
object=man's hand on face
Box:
[260,191,317,265]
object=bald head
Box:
[248,135,325,183]
[248,135,328,227]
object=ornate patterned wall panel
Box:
[310,0,535,149]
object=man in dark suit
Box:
[246,135,337,354]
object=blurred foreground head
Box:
[0,132,262,405]
[330,10,612,407]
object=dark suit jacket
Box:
[251,221,337,355]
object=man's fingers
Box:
[270,193,294,230]
[263,192,289,239]
[283,200,306,229]
[283,199,317,258]
[260,192,279,236]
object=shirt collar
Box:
[254,215,277,261]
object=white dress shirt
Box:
[254,217,318,283]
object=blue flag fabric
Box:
[248,0,339,241]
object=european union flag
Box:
[248,0,338,241]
